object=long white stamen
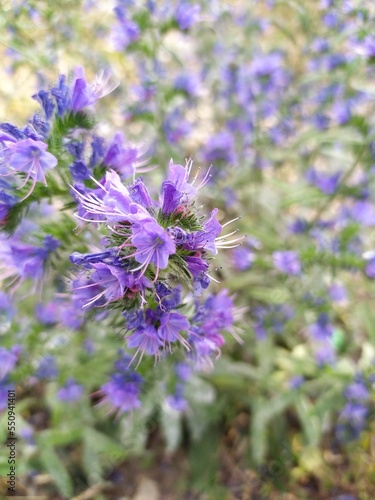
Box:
[191,166,201,185]
[216,235,245,246]
[82,289,108,309]
[215,229,239,241]
[222,216,241,228]
[89,175,107,192]
[196,165,213,190]
[216,241,243,249]
[206,273,221,283]
[186,158,194,176]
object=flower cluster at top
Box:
[0,66,119,211]
[0,65,238,415]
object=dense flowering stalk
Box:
[70,159,238,370]
[0,64,238,419]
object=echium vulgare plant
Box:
[0,66,240,415]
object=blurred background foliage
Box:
[0,0,375,499]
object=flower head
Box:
[57,378,84,402]
[0,346,21,381]
[103,132,139,179]
[70,67,118,114]
[7,138,57,200]
[101,372,142,413]
[131,221,176,274]
[273,251,301,275]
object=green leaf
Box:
[37,428,82,447]
[213,357,260,381]
[358,304,375,345]
[294,395,321,447]
[250,391,298,465]
[82,428,125,485]
[313,386,344,419]
[188,424,220,492]
[38,445,73,498]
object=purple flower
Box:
[112,20,140,51]
[101,372,142,413]
[7,139,57,199]
[32,90,55,120]
[57,378,84,402]
[83,338,95,354]
[70,250,114,267]
[67,140,84,160]
[51,75,70,116]
[0,381,14,412]
[72,261,138,309]
[89,135,106,168]
[35,302,60,325]
[103,170,152,222]
[70,67,117,113]
[175,2,200,30]
[273,251,301,275]
[175,362,191,382]
[111,6,140,51]
[345,381,369,402]
[174,73,200,97]
[70,160,91,181]
[127,324,162,359]
[288,218,308,234]
[103,132,138,179]
[322,12,339,28]
[0,347,20,381]
[19,426,34,445]
[0,124,24,142]
[200,289,234,330]
[312,113,329,130]
[161,181,183,215]
[356,35,375,59]
[0,190,17,222]
[72,275,105,310]
[0,292,15,320]
[364,254,375,279]
[351,201,375,226]
[158,312,190,344]
[328,283,348,303]
[185,255,209,277]
[338,402,368,438]
[314,340,336,366]
[131,221,176,273]
[203,131,236,165]
[166,386,188,412]
[36,355,58,380]
[90,263,130,302]
[188,209,222,255]
[308,313,334,341]
[166,160,197,199]
[6,237,59,284]
[163,111,192,144]
[73,170,147,223]
[129,178,154,209]
[306,167,340,195]
[189,290,234,362]
[232,246,254,271]
[332,100,351,125]
[289,375,304,389]
[59,305,84,330]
